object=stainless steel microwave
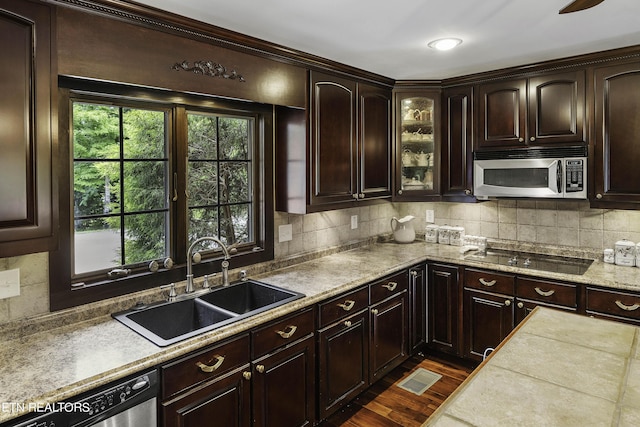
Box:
[473,146,587,200]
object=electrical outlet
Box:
[351,215,358,230]
[0,268,20,299]
[278,224,293,242]
[426,209,435,223]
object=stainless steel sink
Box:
[464,249,594,275]
[113,280,304,346]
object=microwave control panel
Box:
[565,159,584,193]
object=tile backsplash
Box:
[2,200,640,322]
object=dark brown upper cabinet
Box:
[393,89,441,201]
[475,70,585,150]
[442,86,474,201]
[0,0,57,257]
[276,71,391,213]
[591,60,640,208]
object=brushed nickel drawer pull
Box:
[615,300,640,311]
[276,325,297,339]
[382,282,398,291]
[196,355,225,373]
[338,300,355,311]
[479,278,496,287]
[534,287,555,297]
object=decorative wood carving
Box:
[172,60,245,82]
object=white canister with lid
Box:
[425,224,439,243]
[438,225,451,245]
[450,226,465,246]
[615,239,636,267]
[603,248,615,264]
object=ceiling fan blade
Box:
[559,0,605,14]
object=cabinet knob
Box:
[596,193,603,199]
[243,371,252,380]
[359,193,365,199]
[411,270,418,277]
[518,138,524,143]
[530,137,536,142]
[517,302,524,309]
[464,189,472,195]
[256,364,265,374]
[504,300,511,306]
[371,308,379,315]
[398,189,403,195]
[352,194,359,200]
[344,320,352,327]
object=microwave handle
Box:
[557,160,563,194]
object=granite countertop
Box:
[424,307,640,426]
[2,240,640,423]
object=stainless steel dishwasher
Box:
[5,369,158,427]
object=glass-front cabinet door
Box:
[394,90,440,200]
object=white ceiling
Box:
[133,0,640,80]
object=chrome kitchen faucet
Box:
[186,236,231,293]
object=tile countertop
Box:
[423,307,640,427]
[2,240,640,423]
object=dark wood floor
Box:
[319,353,476,427]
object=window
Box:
[50,80,274,310]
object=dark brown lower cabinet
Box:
[409,265,427,352]
[162,369,251,427]
[252,335,315,427]
[318,310,369,420]
[463,289,514,362]
[370,291,408,383]
[427,263,461,356]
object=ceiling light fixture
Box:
[428,38,462,51]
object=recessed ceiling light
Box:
[428,38,462,51]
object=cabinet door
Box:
[427,264,460,356]
[475,79,527,149]
[442,86,474,200]
[162,368,251,427]
[318,310,369,420]
[394,90,441,200]
[463,289,514,362]
[252,335,316,427]
[370,291,409,383]
[310,71,357,208]
[528,71,585,145]
[0,0,56,256]
[409,265,427,351]
[358,84,392,200]
[592,62,640,207]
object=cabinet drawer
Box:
[516,277,577,307]
[464,268,515,295]
[161,334,250,399]
[586,287,640,321]
[370,271,408,305]
[252,308,315,359]
[318,286,369,328]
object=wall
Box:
[2,200,640,323]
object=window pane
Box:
[188,207,218,247]
[73,161,121,216]
[74,222,121,274]
[123,108,166,159]
[219,117,249,160]
[220,204,251,245]
[220,162,251,203]
[188,113,218,159]
[124,212,168,264]
[188,161,218,207]
[73,103,120,159]
[123,161,168,212]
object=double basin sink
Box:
[113,280,305,346]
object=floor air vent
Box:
[397,368,442,395]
